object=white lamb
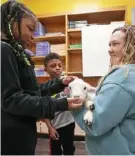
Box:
[69,78,96,125]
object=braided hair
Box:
[1,0,36,66]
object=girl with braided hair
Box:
[1,1,83,155]
[72,25,135,155]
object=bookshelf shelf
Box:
[68,72,82,75]
[34,34,66,44]
[68,29,81,32]
[31,56,45,61]
[36,75,50,83]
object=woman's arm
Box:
[72,83,134,136]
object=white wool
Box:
[69,78,96,125]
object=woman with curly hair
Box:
[72,25,135,155]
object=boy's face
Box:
[45,59,63,79]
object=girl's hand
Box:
[67,97,84,109]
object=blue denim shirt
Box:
[72,64,135,155]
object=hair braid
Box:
[1,1,36,66]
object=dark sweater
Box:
[1,40,68,155]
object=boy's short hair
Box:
[44,53,62,67]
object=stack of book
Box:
[69,44,82,49]
[34,22,46,37]
[36,42,50,56]
[68,20,88,29]
[34,66,47,76]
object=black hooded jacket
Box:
[1,40,68,154]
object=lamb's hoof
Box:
[90,104,95,111]
[84,119,92,126]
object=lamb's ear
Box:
[85,82,96,98]
[88,86,96,93]
[85,83,96,92]
[64,86,71,93]
[63,87,71,97]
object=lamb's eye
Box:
[69,87,71,90]
[84,87,86,90]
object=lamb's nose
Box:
[74,95,80,98]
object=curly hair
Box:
[112,25,135,64]
[1,1,36,66]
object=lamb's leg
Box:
[83,101,95,125]
[85,100,95,111]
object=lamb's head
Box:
[68,79,96,100]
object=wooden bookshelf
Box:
[31,56,45,61]
[68,30,81,39]
[31,56,45,65]
[67,7,125,23]
[36,75,50,83]
[31,5,126,83]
